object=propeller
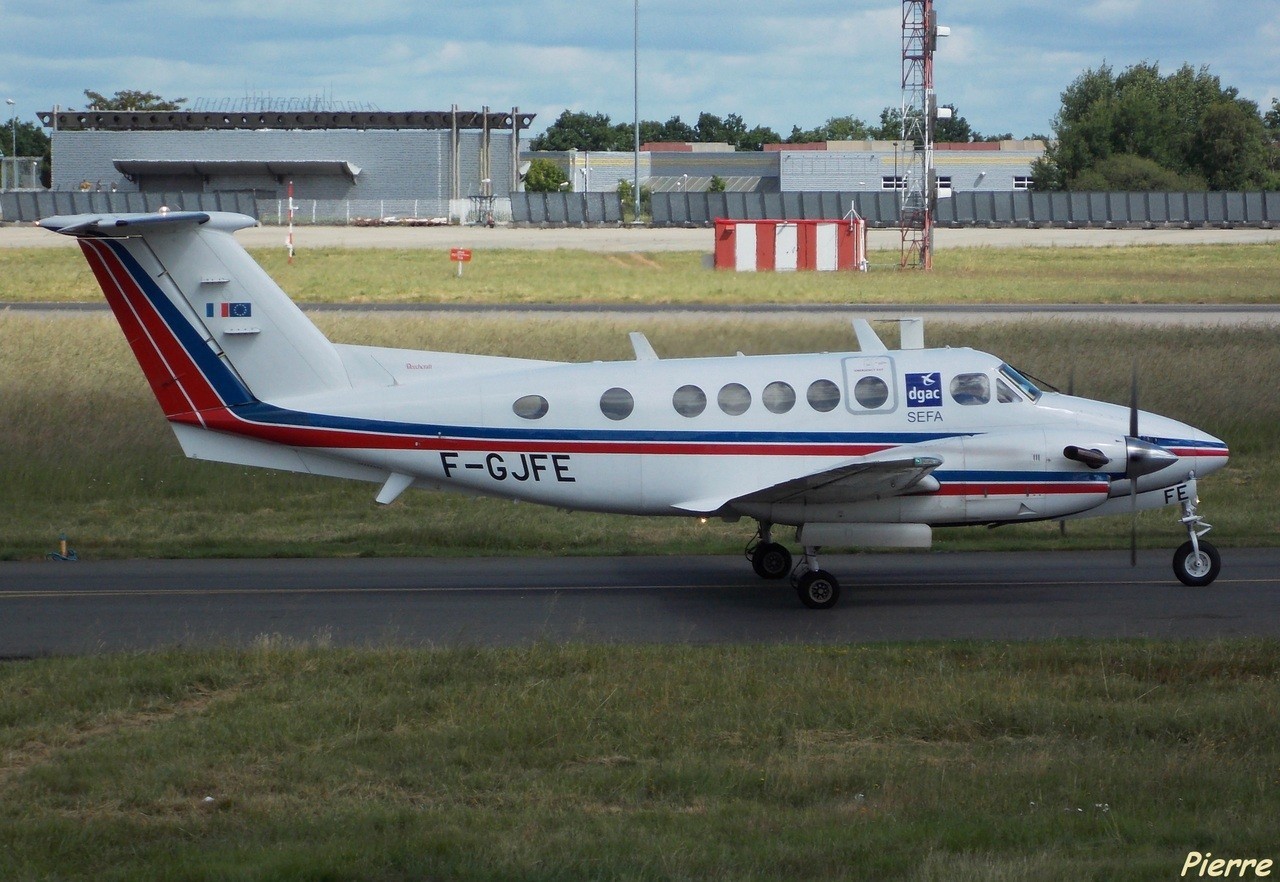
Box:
[1129,361,1138,566]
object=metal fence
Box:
[7,188,1279,228]
[510,192,623,225]
[650,190,1280,228]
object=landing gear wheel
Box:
[795,570,841,610]
[1173,540,1220,587]
[751,542,792,580]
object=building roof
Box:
[112,159,362,183]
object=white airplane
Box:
[41,211,1229,608]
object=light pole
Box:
[632,0,640,223]
[5,99,14,158]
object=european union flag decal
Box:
[207,302,252,318]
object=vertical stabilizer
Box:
[42,212,349,415]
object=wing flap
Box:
[738,454,943,505]
[671,452,944,514]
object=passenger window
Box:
[852,376,889,409]
[673,384,706,418]
[512,394,548,420]
[996,379,1019,403]
[807,379,841,412]
[718,383,751,416]
[763,381,796,414]
[950,373,990,405]
[599,387,634,421]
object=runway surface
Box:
[2,549,1276,655]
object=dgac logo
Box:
[906,372,943,407]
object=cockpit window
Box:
[950,373,990,405]
[998,364,1042,401]
[996,379,1020,403]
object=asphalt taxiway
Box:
[2,549,1277,655]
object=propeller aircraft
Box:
[40,211,1229,608]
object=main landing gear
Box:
[747,524,841,610]
[1173,487,1220,587]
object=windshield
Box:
[998,363,1043,402]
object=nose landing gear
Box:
[1173,479,1220,587]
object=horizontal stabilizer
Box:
[41,211,256,238]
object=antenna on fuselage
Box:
[629,332,659,361]
[851,319,887,352]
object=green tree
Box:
[522,158,569,192]
[739,124,782,152]
[1069,153,1203,191]
[1038,62,1272,190]
[2,119,52,186]
[694,112,747,145]
[1191,100,1272,190]
[934,106,976,142]
[787,115,871,144]
[617,179,651,222]
[1265,98,1280,136]
[708,175,727,193]
[871,107,903,140]
[82,89,186,111]
[620,116,701,149]
[5,119,49,159]
[530,110,627,152]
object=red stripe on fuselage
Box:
[185,407,897,456]
[1168,447,1230,458]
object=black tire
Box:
[752,542,792,580]
[795,570,841,610]
[1173,540,1221,587]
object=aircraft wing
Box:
[673,451,943,514]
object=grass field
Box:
[2,640,1278,881]
[2,241,1280,305]
[1,313,1276,561]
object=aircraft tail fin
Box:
[41,211,348,419]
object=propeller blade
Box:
[1129,359,1138,566]
[1129,360,1139,439]
[1130,479,1138,567]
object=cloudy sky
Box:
[2,1,1277,141]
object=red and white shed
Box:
[713,218,867,272]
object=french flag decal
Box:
[207,302,253,318]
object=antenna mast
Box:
[898,0,946,269]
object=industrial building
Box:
[525,139,1045,196]
[35,107,535,223]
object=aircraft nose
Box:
[1160,419,1230,477]
[1191,428,1231,476]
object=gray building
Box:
[40,108,534,222]
[775,140,1045,195]
[524,139,1044,196]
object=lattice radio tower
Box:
[898,0,946,269]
